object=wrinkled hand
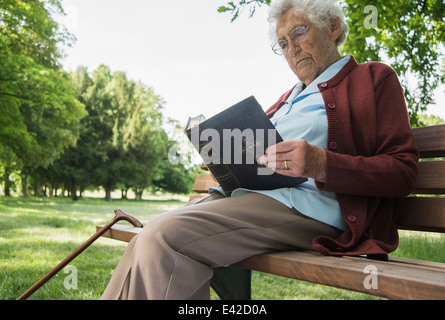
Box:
[259,140,327,183]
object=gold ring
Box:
[284,160,289,170]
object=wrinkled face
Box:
[276,7,342,86]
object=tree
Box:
[152,140,200,195]
[0,0,86,195]
[341,0,445,126]
[418,114,445,126]
[43,67,94,199]
[108,74,166,200]
[47,65,168,201]
[217,0,445,125]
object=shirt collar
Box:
[266,56,356,117]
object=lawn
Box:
[1,195,444,300]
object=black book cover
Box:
[185,96,307,196]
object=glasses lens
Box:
[272,42,284,55]
[273,26,308,55]
[290,25,308,41]
[272,41,287,55]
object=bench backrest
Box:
[192,124,445,234]
[394,124,445,233]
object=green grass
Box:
[1,195,444,300]
[0,195,183,300]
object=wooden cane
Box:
[17,208,143,300]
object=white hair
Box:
[268,0,349,48]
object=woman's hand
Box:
[259,140,327,183]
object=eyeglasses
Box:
[272,25,310,55]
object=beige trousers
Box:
[100,192,341,300]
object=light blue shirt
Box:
[211,56,350,231]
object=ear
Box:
[329,16,342,42]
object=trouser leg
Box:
[101,192,341,300]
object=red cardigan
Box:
[266,56,419,260]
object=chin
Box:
[295,71,315,84]
[296,67,322,85]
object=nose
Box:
[286,41,301,56]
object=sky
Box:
[58,0,445,125]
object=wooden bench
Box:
[97,124,445,300]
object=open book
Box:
[184,96,307,196]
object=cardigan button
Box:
[329,141,337,150]
[320,82,328,88]
[347,215,357,222]
[328,103,336,109]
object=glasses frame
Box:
[272,25,310,55]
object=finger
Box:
[265,160,289,171]
[266,140,300,155]
[262,152,292,163]
[273,164,303,178]
[258,154,267,165]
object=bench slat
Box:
[192,174,219,194]
[414,161,445,194]
[97,224,142,242]
[413,124,445,158]
[390,256,445,272]
[234,251,445,300]
[394,197,445,233]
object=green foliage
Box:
[152,140,201,195]
[217,0,445,126]
[0,0,195,199]
[44,65,169,201]
[341,0,445,126]
[418,113,445,126]
[33,64,196,201]
[218,0,272,21]
[0,0,87,191]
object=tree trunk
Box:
[71,178,78,201]
[21,173,29,196]
[4,166,11,196]
[105,187,112,202]
[34,181,42,196]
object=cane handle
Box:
[114,208,143,228]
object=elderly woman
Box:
[101,0,418,300]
